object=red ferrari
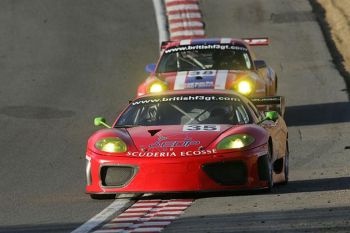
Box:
[85,90,288,199]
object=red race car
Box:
[137,38,277,97]
[85,90,288,199]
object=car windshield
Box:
[156,44,253,73]
[116,94,252,126]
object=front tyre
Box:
[258,146,274,192]
[266,150,274,191]
[281,141,289,185]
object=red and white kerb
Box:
[165,0,205,41]
[93,199,193,233]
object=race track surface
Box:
[0,1,349,233]
[0,1,158,232]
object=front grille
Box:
[100,166,136,187]
[202,161,247,185]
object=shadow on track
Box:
[274,176,350,194]
[136,176,350,200]
[162,206,350,233]
[285,102,350,126]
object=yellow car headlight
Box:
[217,134,255,150]
[149,82,167,93]
[236,80,253,95]
[95,138,127,153]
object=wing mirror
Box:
[254,60,267,69]
[94,117,111,128]
[265,111,279,121]
[145,63,156,73]
[258,111,279,124]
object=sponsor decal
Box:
[164,44,248,54]
[183,125,220,131]
[126,149,217,157]
[188,70,217,76]
[185,70,216,89]
[131,95,241,105]
[149,136,200,148]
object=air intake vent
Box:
[100,166,136,187]
[202,161,247,185]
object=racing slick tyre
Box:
[90,194,116,200]
[258,146,274,192]
[267,152,274,191]
[281,141,289,185]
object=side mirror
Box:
[265,111,279,121]
[145,63,156,73]
[94,117,111,128]
[254,60,267,69]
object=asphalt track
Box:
[0,1,158,232]
[0,1,349,233]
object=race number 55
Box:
[183,125,220,131]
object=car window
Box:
[117,94,252,126]
[157,45,253,73]
[247,102,263,121]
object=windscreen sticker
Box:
[165,44,248,54]
[132,95,241,106]
[183,125,220,131]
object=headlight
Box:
[149,82,167,93]
[217,134,255,150]
[236,80,253,95]
[95,138,127,153]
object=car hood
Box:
[126,124,233,152]
[157,70,258,90]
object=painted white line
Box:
[114,217,141,222]
[153,211,184,215]
[171,29,205,37]
[169,21,203,29]
[152,0,169,46]
[137,221,172,226]
[120,212,148,217]
[132,227,163,232]
[70,196,133,233]
[93,229,124,233]
[158,201,193,205]
[168,12,202,20]
[132,202,160,207]
[149,207,188,211]
[125,207,154,212]
[167,4,199,11]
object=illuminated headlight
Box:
[236,80,253,95]
[217,134,255,150]
[149,82,167,93]
[95,138,127,153]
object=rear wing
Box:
[242,37,269,46]
[250,96,285,117]
[161,41,171,50]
